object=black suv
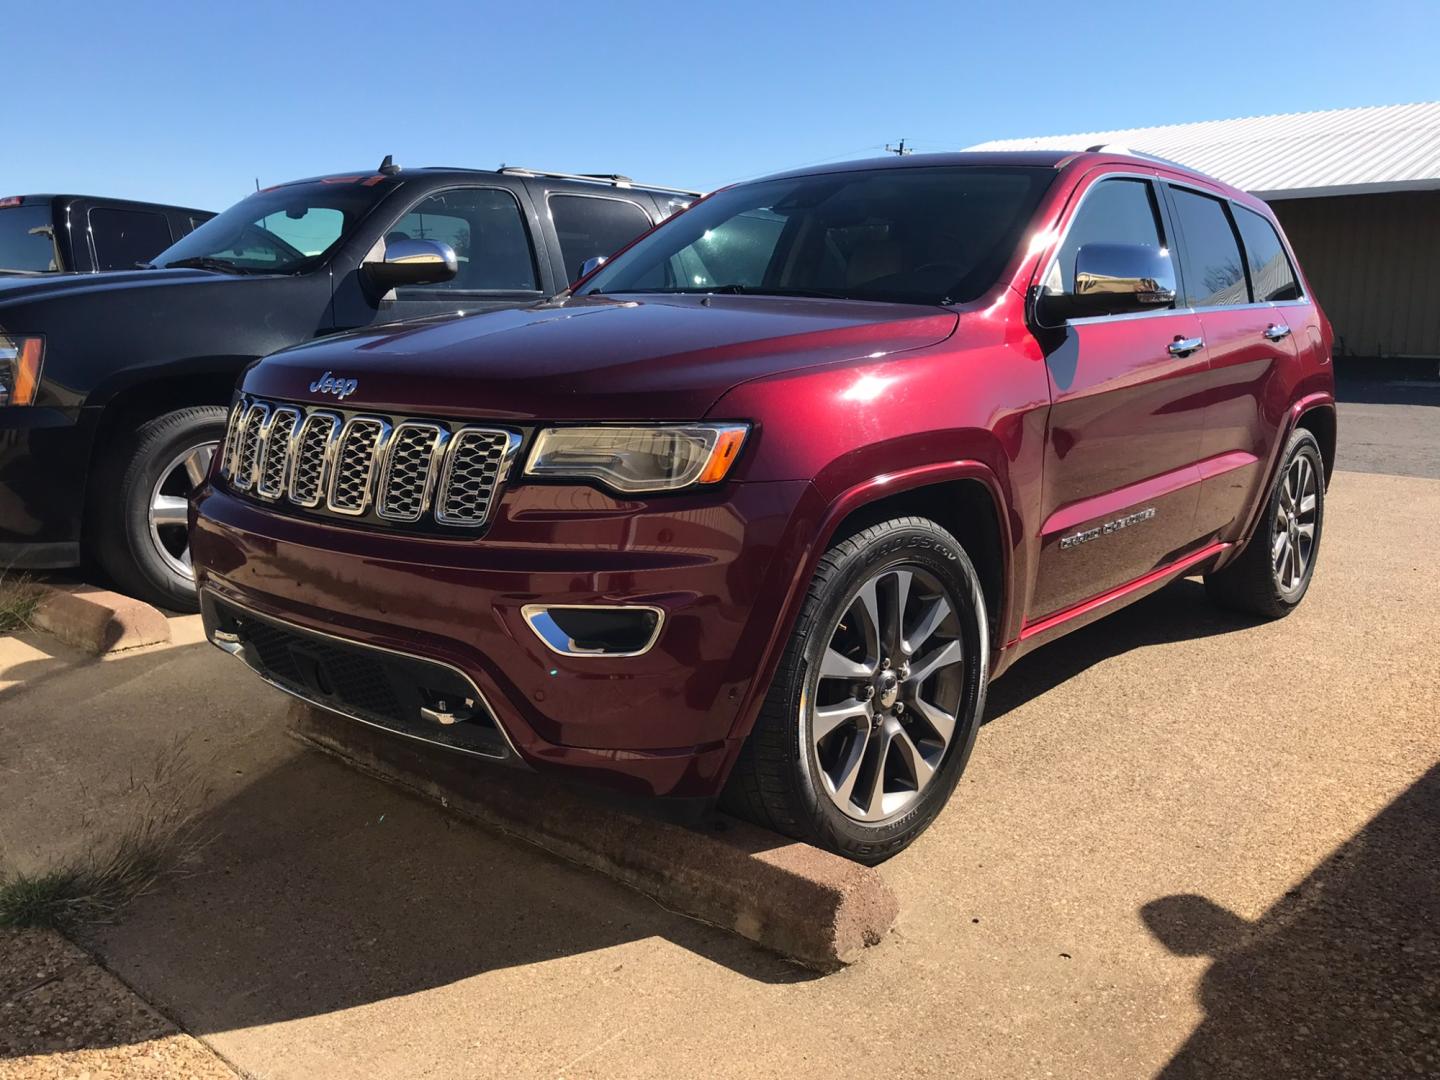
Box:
[0,160,695,609]
[0,194,213,276]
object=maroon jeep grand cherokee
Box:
[192,150,1335,862]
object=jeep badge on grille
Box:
[310,371,359,400]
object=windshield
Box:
[581,165,1053,306]
[0,205,61,274]
[151,181,389,273]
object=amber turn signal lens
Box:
[696,426,748,484]
[0,335,44,407]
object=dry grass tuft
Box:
[0,570,39,633]
[0,740,213,929]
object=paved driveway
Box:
[1,389,1435,1079]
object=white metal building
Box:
[969,103,1440,360]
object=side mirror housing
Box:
[1035,243,1177,326]
[576,255,606,283]
[362,238,458,292]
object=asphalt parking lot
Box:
[1,376,1435,1079]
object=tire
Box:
[722,516,990,864]
[1204,428,1325,619]
[90,406,227,613]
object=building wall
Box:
[1269,190,1440,359]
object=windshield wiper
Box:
[160,256,251,275]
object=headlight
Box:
[524,424,749,493]
[0,334,43,407]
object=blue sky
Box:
[5,0,1437,213]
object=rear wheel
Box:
[1204,428,1325,618]
[723,516,989,864]
[90,406,226,613]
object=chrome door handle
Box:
[1167,337,1204,357]
[1264,323,1292,341]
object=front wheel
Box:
[90,406,227,613]
[723,516,990,864]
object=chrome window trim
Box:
[520,603,666,658]
[204,588,524,764]
[287,410,343,508]
[434,428,523,527]
[1031,167,1311,328]
[376,421,449,522]
[326,416,393,516]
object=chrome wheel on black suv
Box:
[724,516,989,864]
[1205,428,1326,618]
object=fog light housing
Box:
[522,604,664,657]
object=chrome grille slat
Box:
[256,407,300,500]
[327,417,391,516]
[224,395,512,530]
[435,429,517,526]
[378,422,446,521]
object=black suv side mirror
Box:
[362,238,458,292]
[1035,242,1177,326]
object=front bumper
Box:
[191,477,812,798]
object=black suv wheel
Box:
[723,516,989,863]
[90,406,226,613]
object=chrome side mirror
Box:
[1036,243,1176,325]
[362,238,458,292]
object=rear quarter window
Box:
[549,194,653,280]
[0,205,61,273]
[90,207,174,270]
[1233,206,1302,302]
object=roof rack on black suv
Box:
[496,165,702,197]
[0,156,697,612]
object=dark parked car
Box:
[0,161,696,609]
[191,150,1336,861]
[0,194,212,276]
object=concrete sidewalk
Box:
[2,470,1436,1079]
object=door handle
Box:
[1264,323,1292,341]
[1167,336,1204,357]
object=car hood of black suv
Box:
[0,266,255,305]
[241,294,960,421]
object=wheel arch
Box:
[1294,402,1337,484]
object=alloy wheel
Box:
[148,440,217,580]
[1272,454,1318,592]
[808,565,966,823]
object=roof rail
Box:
[1084,143,1192,172]
[497,166,702,197]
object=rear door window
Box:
[390,188,539,292]
[548,195,653,280]
[1168,188,1248,307]
[90,208,174,270]
[0,205,61,273]
[1233,206,1302,302]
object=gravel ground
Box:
[0,929,235,1080]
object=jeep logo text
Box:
[309,371,359,400]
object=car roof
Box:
[269,166,699,199]
[2,194,212,215]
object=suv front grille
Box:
[219,395,520,531]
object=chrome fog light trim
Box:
[521,604,665,658]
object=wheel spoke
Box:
[886,570,912,657]
[813,698,869,743]
[853,579,882,662]
[904,595,951,657]
[830,727,870,805]
[908,639,964,685]
[1298,493,1317,516]
[912,696,957,747]
[863,723,894,819]
[182,444,215,488]
[150,494,189,527]
[1296,522,1315,541]
[820,647,873,682]
[1271,529,1288,565]
[891,724,936,793]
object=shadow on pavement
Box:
[985,578,1261,723]
[1142,763,1440,1078]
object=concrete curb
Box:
[29,583,171,655]
[288,702,899,971]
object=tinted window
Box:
[90,208,173,270]
[1051,178,1167,294]
[1234,206,1301,302]
[391,188,538,292]
[549,195,652,280]
[1170,188,1248,307]
[154,182,388,273]
[0,205,60,273]
[583,166,1053,306]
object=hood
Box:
[0,267,259,307]
[242,295,958,421]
